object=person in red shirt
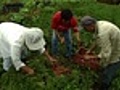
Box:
[51,9,80,58]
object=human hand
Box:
[49,57,58,65]
[20,66,35,75]
[60,37,65,44]
[86,50,91,54]
[83,54,96,60]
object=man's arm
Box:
[97,33,112,61]
[86,41,97,54]
[44,50,57,63]
[39,47,57,64]
[54,30,62,40]
[54,30,65,44]
[11,45,34,75]
[72,26,81,48]
[74,31,81,43]
[11,45,26,71]
[71,17,81,44]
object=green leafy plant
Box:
[0,0,120,90]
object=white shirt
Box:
[0,22,45,70]
[96,21,120,66]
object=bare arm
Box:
[54,30,65,44]
[54,30,62,40]
[42,49,58,64]
[86,41,97,54]
[74,31,81,42]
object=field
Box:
[0,0,120,90]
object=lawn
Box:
[0,0,120,90]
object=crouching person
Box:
[80,16,120,90]
[0,22,57,75]
[51,9,80,58]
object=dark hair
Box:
[61,9,73,21]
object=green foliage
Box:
[0,0,120,90]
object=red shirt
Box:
[51,11,78,32]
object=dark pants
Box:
[51,30,73,57]
[93,60,120,90]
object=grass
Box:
[0,0,120,90]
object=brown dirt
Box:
[72,47,100,71]
[52,62,71,76]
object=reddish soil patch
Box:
[52,63,71,76]
[72,47,100,71]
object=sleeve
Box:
[39,47,46,54]
[97,32,112,62]
[51,12,60,30]
[71,17,79,32]
[11,45,26,71]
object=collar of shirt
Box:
[93,24,99,40]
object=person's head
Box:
[61,9,73,23]
[25,28,46,51]
[81,16,97,32]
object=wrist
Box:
[97,55,101,60]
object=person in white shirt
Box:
[0,22,57,75]
[80,16,120,90]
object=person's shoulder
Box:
[97,20,118,33]
[97,21,110,28]
[54,11,61,15]
[0,22,22,27]
[97,20,113,25]
[71,16,77,20]
[97,20,106,24]
[0,22,16,29]
[53,11,61,16]
[71,16,78,24]
[52,11,61,23]
[0,22,13,25]
[53,11,61,18]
